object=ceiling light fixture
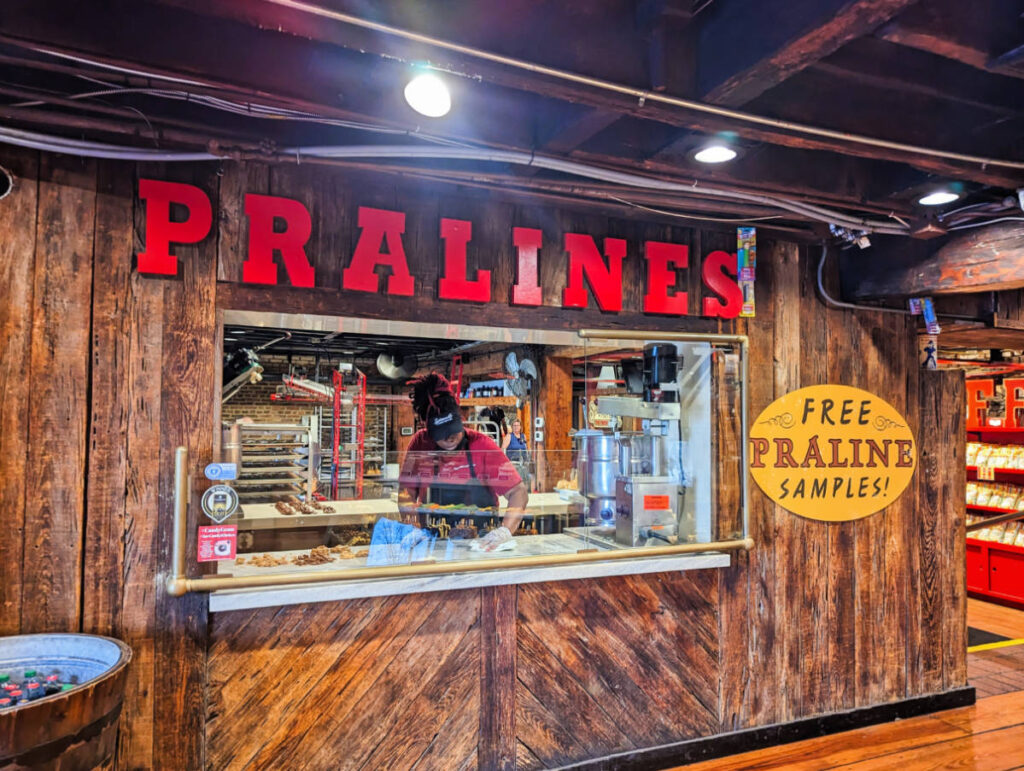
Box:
[918,190,960,206]
[403,72,451,118]
[693,144,737,164]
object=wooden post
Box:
[538,355,573,491]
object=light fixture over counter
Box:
[404,72,451,118]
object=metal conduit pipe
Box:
[816,242,985,322]
[0,125,911,233]
[265,0,1024,172]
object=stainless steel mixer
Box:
[575,430,620,526]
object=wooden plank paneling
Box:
[0,146,37,635]
[0,151,976,771]
[851,311,893,707]
[771,241,803,722]
[874,314,912,704]
[216,160,269,283]
[22,153,95,633]
[912,370,959,695]
[207,593,481,770]
[744,236,780,728]
[930,370,967,691]
[538,356,573,492]
[116,169,166,769]
[823,260,859,713]
[480,585,517,771]
[515,573,721,767]
[151,162,217,770]
[710,229,750,732]
[82,160,134,637]
[796,244,831,715]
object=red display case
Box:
[966,425,1024,607]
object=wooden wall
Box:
[0,147,968,770]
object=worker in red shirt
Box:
[398,373,527,551]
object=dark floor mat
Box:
[968,626,1011,647]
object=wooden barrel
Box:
[0,634,132,771]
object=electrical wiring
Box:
[288,144,913,234]
[2,124,1016,236]
[0,124,915,233]
[9,83,474,148]
[27,28,1024,173]
[602,194,784,224]
[949,217,1024,231]
[264,0,1024,172]
[815,242,983,321]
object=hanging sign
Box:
[749,384,917,521]
[737,227,756,318]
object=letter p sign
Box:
[137,179,213,275]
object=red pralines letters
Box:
[136,179,743,318]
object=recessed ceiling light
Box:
[918,191,960,206]
[694,144,737,164]
[404,73,451,118]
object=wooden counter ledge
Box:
[209,542,730,611]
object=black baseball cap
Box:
[427,409,464,442]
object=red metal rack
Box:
[331,368,367,499]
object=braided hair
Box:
[408,373,459,424]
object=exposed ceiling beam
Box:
[696,0,918,106]
[809,37,1024,119]
[534,108,621,155]
[137,0,1024,188]
[876,0,1024,79]
[847,222,1024,299]
[1,0,1022,195]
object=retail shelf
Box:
[460,396,517,407]
[968,426,1024,435]
[968,504,1024,515]
[239,466,306,474]
[967,466,1024,479]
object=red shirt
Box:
[399,429,522,504]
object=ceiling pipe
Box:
[264,0,1024,172]
[816,242,984,321]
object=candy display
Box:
[967,442,1024,470]
[967,518,1024,548]
[966,481,1024,510]
[236,545,367,568]
[0,669,75,709]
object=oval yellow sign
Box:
[749,384,917,522]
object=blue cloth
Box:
[366,517,436,566]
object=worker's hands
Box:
[476,526,513,552]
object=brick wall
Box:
[222,353,320,424]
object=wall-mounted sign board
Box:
[749,385,917,522]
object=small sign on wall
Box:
[198,525,237,562]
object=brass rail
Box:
[167,329,753,596]
[165,444,753,596]
[966,510,1024,532]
